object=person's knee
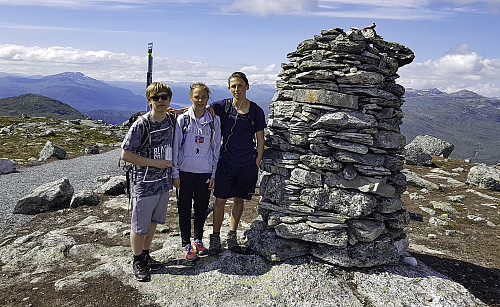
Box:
[233,197,245,206]
[214,198,227,207]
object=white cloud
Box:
[398,44,500,97]
[0,44,278,85]
[221,0,318,16]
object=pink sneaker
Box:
[192,239,208,255]
[183,244,198,261]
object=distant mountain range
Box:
[0,72,274,125]
[402,88,500,165]
[0,72,498,165]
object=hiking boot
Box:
[226,231,241,253]
[144,253,164,271]
[208,233,222,255]
[183,244,198,261]
[132,260,150,282]
[192,239,208,256]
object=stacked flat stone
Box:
[254,27,415,267]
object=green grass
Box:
[0,116,126,161]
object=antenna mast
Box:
[146,42,153,111]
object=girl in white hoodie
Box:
[172,83,221,261]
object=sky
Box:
[0,0,499,97]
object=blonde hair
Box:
[146,82,172,107]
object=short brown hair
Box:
[228,71,249,86]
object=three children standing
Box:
[121,72,266,281]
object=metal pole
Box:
[146,42,153,111]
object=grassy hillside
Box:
[0,93,88,120]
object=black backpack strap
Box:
[181,113,190,147]
[224,98,233,114]
[209,119,215,142]
[137,114,151,152]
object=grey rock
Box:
[376,196,404,214]
[383,209,411,229]
[429,216,449,226]
[405,146,433,166]
[0,229,75,270]
[274,221,348,247]
[292,89,358,109]
[300,187,379,218]
[312,111,376,130]
[373,130,406,149]
[327,139,369,154]
[466,163,500,191]
[85,145,100,154]
[290,168,322,187]
[406,135,454,158]
[334,150,385,166]
[0,158,16,175]
[300,154,343,171]
[402,169,440,190]
[39,140,67,161]
[259,173,287,204]
[348,219,385,242]
[336,71,385,85]
[70,190,100,208]
[311,236,400,267]
[325,172,396,197]
[430,201,459,214]
[14,178,74,214]
[96,175,126,195]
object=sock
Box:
[142,249,150,256]
[212,232,220,236]
[133,254,143,263]
[229,230,236,235]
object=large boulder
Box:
[467,163,500,191]
[14,178,74,214]
[0,158,16,175]
[405,135,454,164]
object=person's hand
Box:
[173,177,180,189]
[256,159,261,168]
[154,159,173,169]
[208,178,215,190]
[167,106,189,114]
[206,105,215,118]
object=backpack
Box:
[119,114,151,202]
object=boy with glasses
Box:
[121,82,175,281]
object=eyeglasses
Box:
[151,94,169,101]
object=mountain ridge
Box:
[0,93,87,120]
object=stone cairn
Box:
[247,27,415,267]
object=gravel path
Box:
[0,148,124,235]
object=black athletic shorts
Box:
[214,160,258,200]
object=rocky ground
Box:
[403,157,500,306]
[0,156,499,306]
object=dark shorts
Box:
[214,160,258,200]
